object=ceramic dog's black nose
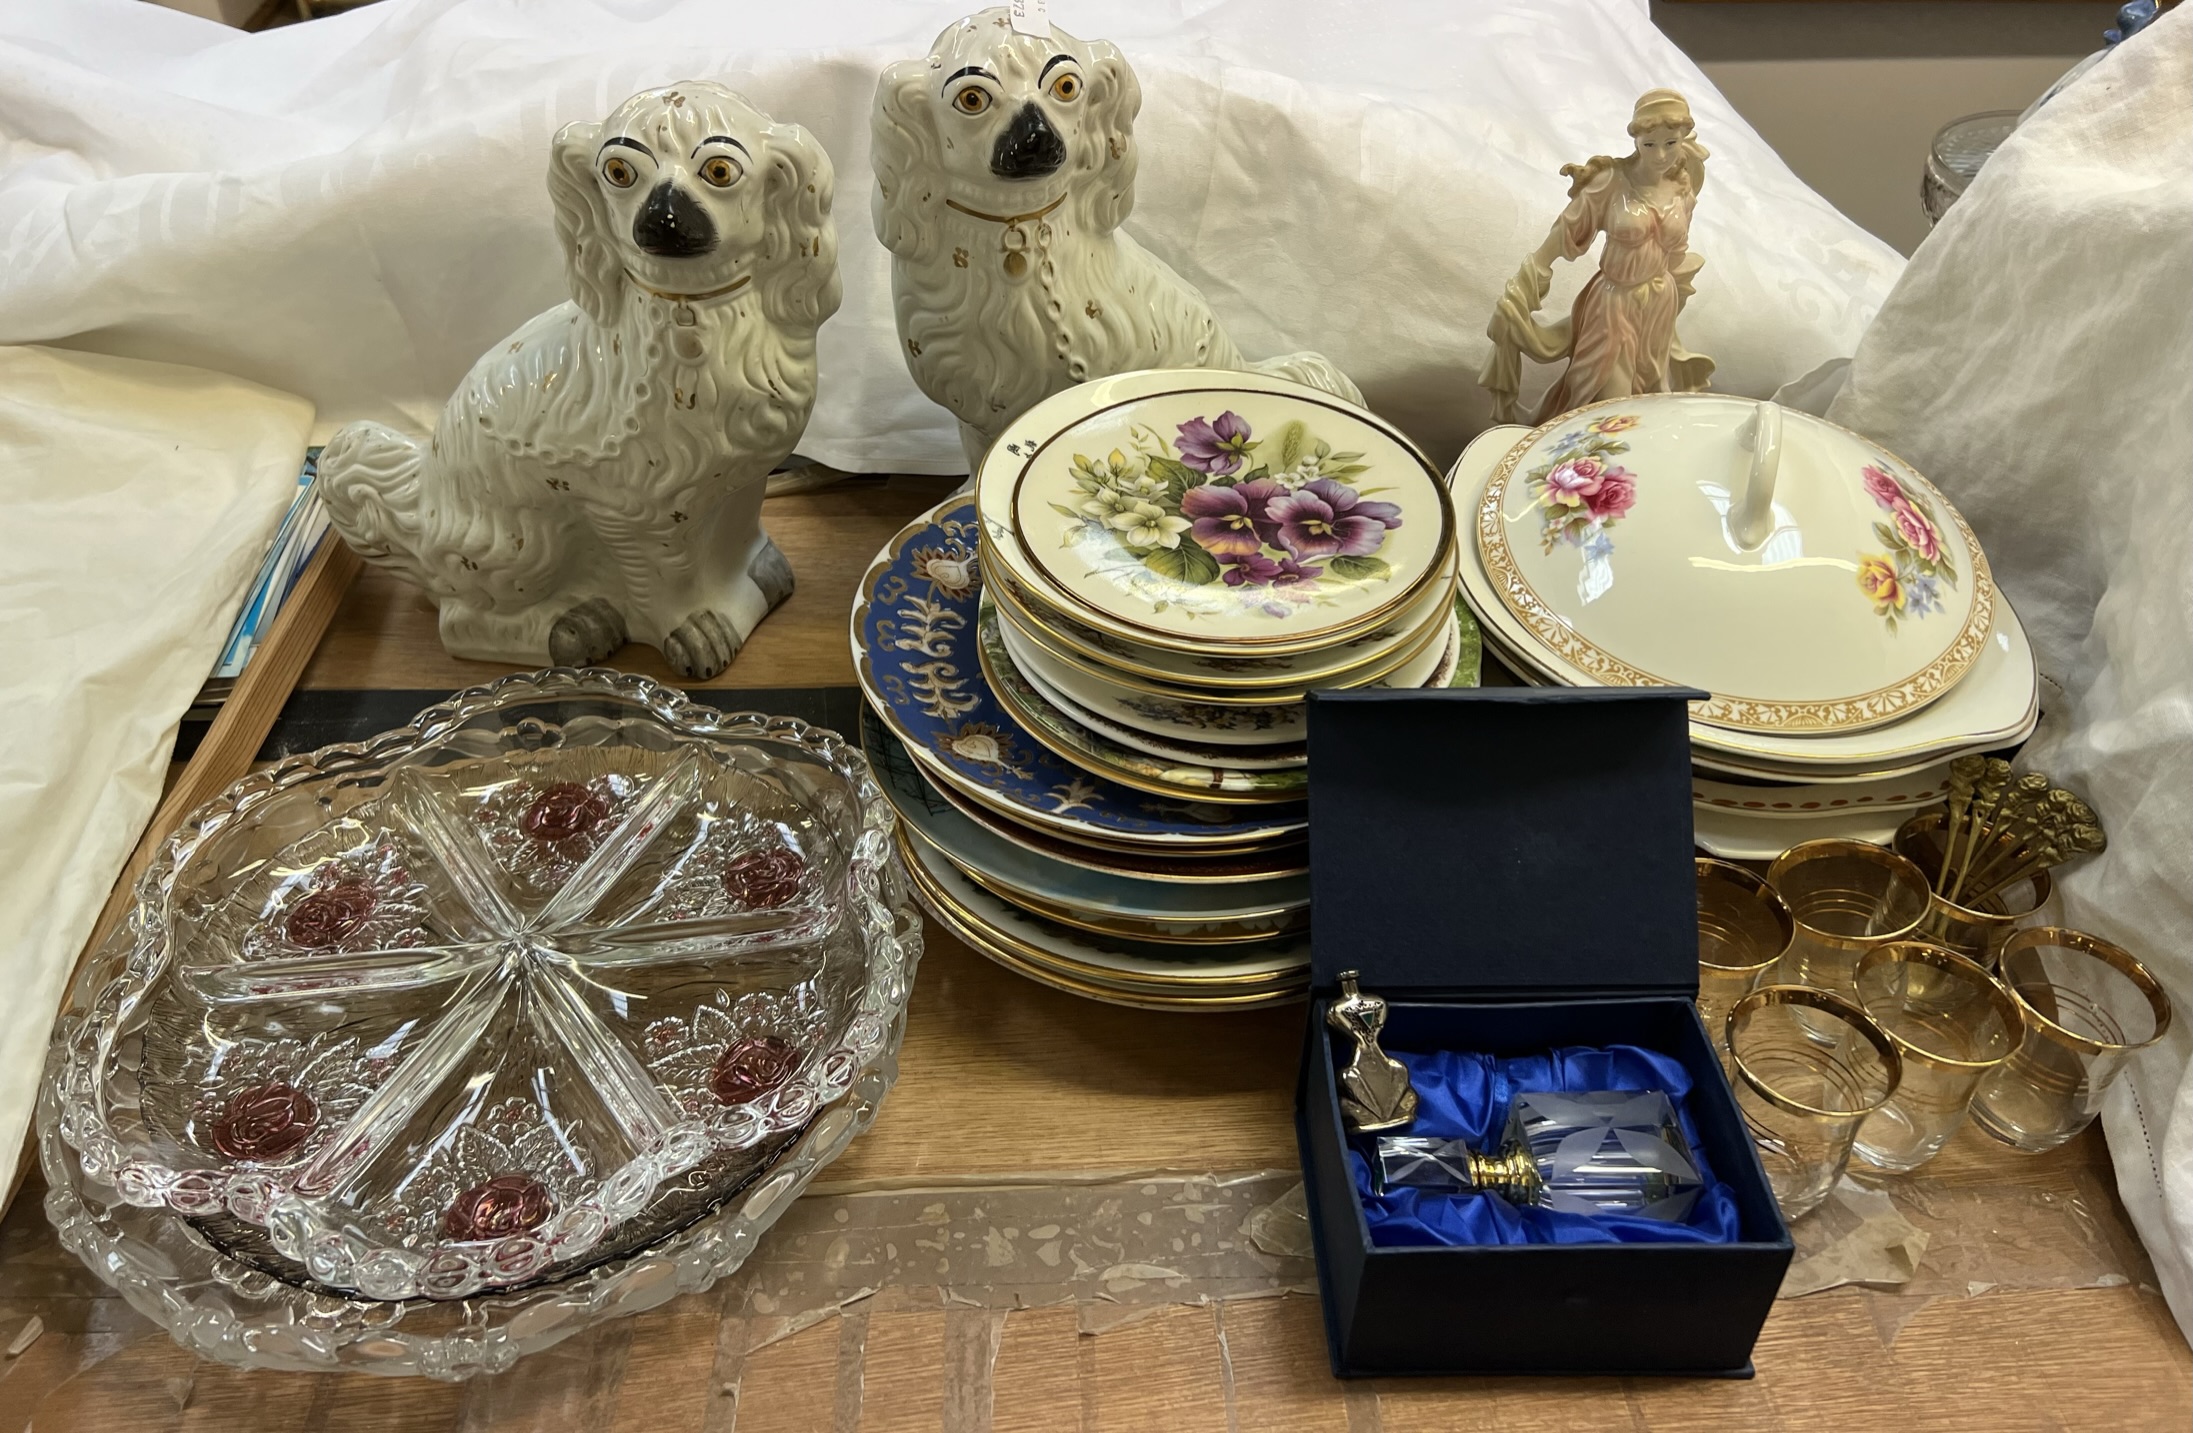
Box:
[633,179,717,257]
[990,102,1066,179]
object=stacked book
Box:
[185,450,329,723]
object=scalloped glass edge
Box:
[37,669,923,1373]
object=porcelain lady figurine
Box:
[320,83,840,679]
[871,7,1359,473]
[1480,89,1714,425]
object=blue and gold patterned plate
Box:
[860,710,1306,945]
[852,497,1309,849]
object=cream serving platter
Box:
[1691,802,1904,863]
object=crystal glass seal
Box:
[1375,1090,1706,1221]
[38,669,921,1376]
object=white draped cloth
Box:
[0,0,1900,467]
[0,347,311,1192]
[1828,12,2193,1342]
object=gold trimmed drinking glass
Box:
[1892,811,2052,969]
[1850,942,2021,1171]
[1725,986,1901,1219]
[1696,859,1793,1062]
[1767,840,1931,1032]
[1969,928,2173,1153]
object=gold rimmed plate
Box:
[978,368,1454,658]
[864,711,1310,940]
[955,861,1309,946]
[986,551,1457,694]
[852,495,1309,851]
[916,756,1310,879]
[978,596,1311,805]
[988,551,1460,711]
[899,828,1311,1005]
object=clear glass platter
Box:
[40,670,920,1373]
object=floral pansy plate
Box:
[979,369,1452,657]
[853,496,1308,848]
[1476,395,1994,736]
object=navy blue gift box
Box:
[1294,687,1793,1377]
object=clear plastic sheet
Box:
[1,1145,2158,1419]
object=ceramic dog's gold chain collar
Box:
[945,194,1065,277]
[629,272,753,324]
[627,272,753,365]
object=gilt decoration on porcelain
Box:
[854,497,1308,845]
[1475,397,1996,735]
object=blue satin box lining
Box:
[1347,1044,1741,1248]
[1296,995,1793,1377]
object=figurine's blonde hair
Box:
[1561,89,1709,199]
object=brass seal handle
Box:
[1327,970,1420,1133]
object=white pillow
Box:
[1828,13,2193,1342]
[0,0,1900,470]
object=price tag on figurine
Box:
[1009,0,1049,36]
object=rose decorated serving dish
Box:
[1447,401,2035,862]
[40,671,920,1375]
[1474,395,1994,735]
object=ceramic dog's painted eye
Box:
[698,155,742,189]
[951,86,992,116]
[1049,71,1081,103]
[602,156,637,189]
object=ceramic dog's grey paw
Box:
[663,610,741,679]
[751,536,796,611]
[548,598,628,666]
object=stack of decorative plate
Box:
[854,369,1472,1009]
[1451,395,2038,862]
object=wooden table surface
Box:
[3,477,2185,1431]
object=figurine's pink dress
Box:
[1534,168,1712,422]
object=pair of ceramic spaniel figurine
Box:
[321,8,1357,679]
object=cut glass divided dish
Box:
[45,671,919,1355]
